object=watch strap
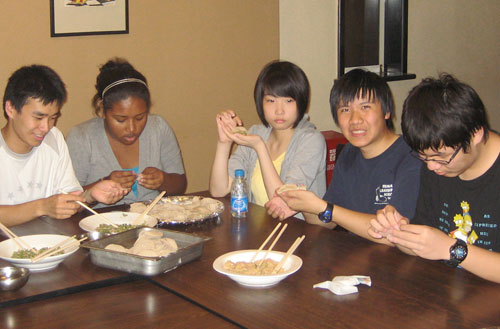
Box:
[318,202,334,223]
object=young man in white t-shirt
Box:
[0,64,128,226]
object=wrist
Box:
[445,238,468,267]
[82,189,95,204]
[36,199,46,217]
[318,201,334,223]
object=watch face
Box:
[454,245,467,260]
[319,210,332,223]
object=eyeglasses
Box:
[410,146,462,165]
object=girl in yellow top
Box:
[209,60,326,216]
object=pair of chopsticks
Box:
[0,221,34,251]
[250,222,305,272]
[60,191,118,228]
[272,235,305,274]
[249,223,288,266]
[132,191,166,225]
[31,235,87,263]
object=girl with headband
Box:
[67,58,186,207]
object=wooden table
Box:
[1,194,499,329]
[0,280,237,329]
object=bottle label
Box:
[231,196,248,213]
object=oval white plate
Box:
[0,234,79,272]
[213,249,302,287]
[79,211,157,233]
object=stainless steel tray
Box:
[81,227,211,276]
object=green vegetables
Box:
[11,247,63,259]
[96,224,138,234]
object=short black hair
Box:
[402,73,490,153]
[329,69,395,131]
[3,65,67,119]
[254,60,310,128]
[92,58,150,115]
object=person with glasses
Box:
[369,73,500,283]
[267,69,421,244]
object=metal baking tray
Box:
[81,227,211,276]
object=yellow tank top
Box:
[251,152,286,206]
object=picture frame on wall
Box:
[50,0,129,37]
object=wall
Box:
[0,1,279,193]
[280,0,500,133]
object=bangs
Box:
[263,75,298,100]
[338,88,377,107]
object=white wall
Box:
[280,0,500,133]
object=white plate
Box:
[213,249,302,287]
[78,211,157,233]
[0,234,79,272]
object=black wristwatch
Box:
[445,239,468,267]
[318,202,334,223]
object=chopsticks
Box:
[272,235,305,274]
[0,221,34,251]
[132,191,166,225]
[249,222,305,273]
[31,235,87,263]
[257,223,288,267]
[60,191,118,228]
[250,223,282,262]
[75,200,118,228]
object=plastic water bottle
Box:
[231,169,248,218]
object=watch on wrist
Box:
[445,239,468,267]
[318,202,334,223]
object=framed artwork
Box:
[50,0,129,37]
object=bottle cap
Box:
[235,169,245,177]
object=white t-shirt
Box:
[0,127,82,205]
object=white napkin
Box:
[313,275,372,295]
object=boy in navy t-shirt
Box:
[267,69,421,245]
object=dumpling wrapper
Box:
[105,244,129,253]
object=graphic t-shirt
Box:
[412,153,500,251]
[0,127,82,205]
[323,136,421,219]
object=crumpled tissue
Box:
[313,275,372,295]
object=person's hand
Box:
[108,170,137,189]
[41,192,84,219]
[265,195,298,220]
[138,167,164,190]
[368,205,408,239]
[230,133,263,149]
[386,224,455,261]
[278,190,323,214]
[90,180,129,205]
[216,110,242,144]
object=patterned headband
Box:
[101,78,148,98]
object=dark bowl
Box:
[0,266,30,291]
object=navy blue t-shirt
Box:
[323,136,421,218]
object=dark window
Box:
[338,0,415,81]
